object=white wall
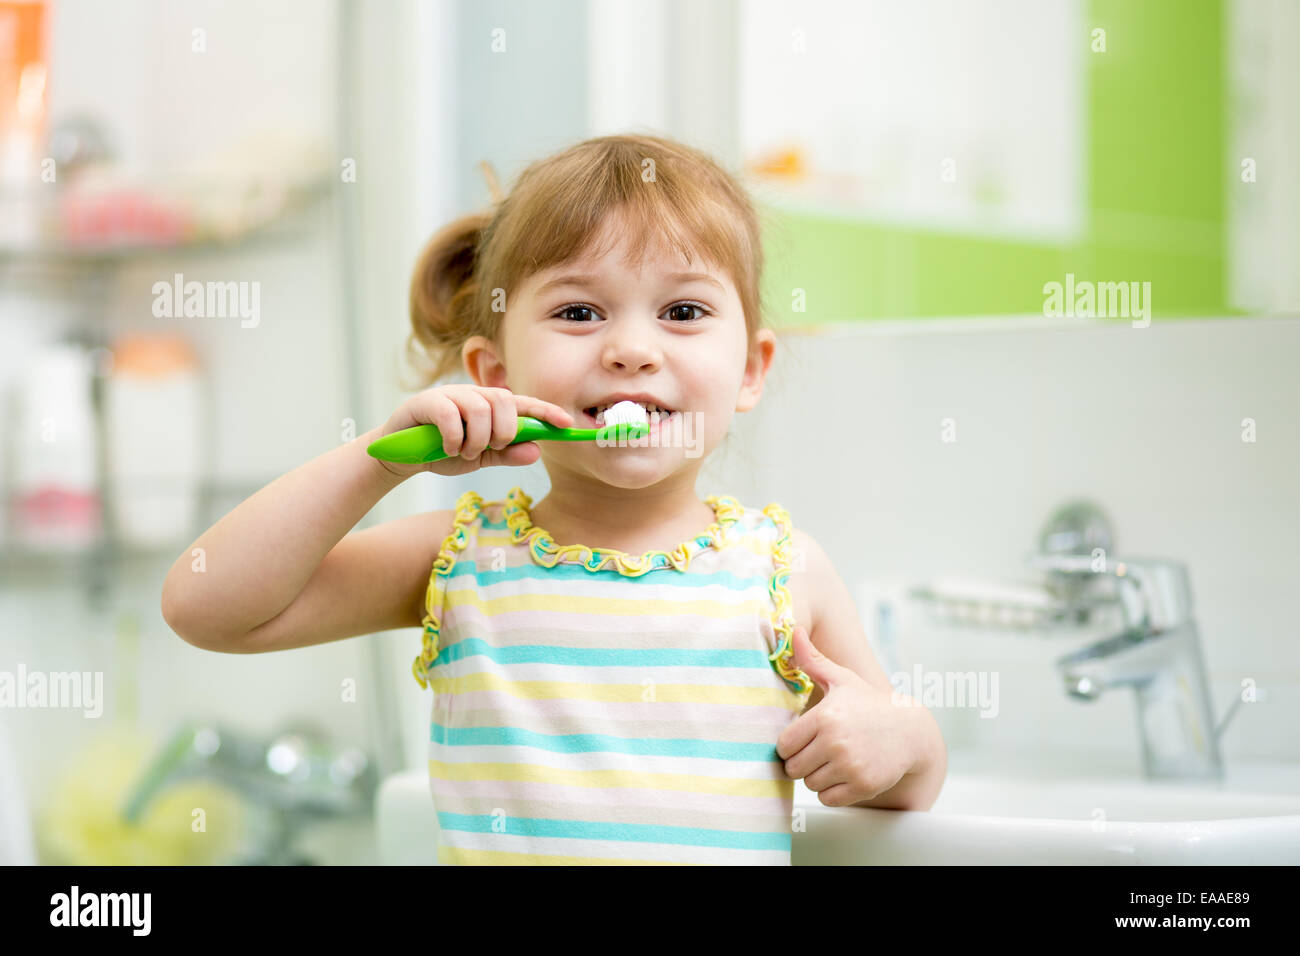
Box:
[715,315,1300,767]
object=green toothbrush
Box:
[366,400,651,464]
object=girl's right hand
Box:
[372,385,575,478]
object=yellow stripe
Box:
[425,669,802,709]
[441,586,769,619]
[428,759,794,798]
[437,844,701,865]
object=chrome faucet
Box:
[1027,553,1226,780]
[121,721,375,864]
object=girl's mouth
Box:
[582,403,680,428]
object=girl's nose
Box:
[601,326,662,373]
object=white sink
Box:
[375,752,1300,865]
[798,754,1300,865]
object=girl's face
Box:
[465,214,774,490]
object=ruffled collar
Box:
[501,485,743,576]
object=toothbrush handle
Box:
[366,416,575,464]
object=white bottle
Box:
[103,334,202,548]
[11,343,102,551]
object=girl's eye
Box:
[665,302,709,322]
[556,304,598,322]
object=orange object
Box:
[110,333,199,380]
[0,1,48,149]
[747,145,807,180]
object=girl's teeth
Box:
[589,404,681,425]
[593,402,674,419]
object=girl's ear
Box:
[736,330,776,412]
[463,335,508,388]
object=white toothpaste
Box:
[599,400,650,427]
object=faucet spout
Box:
[1039,556,1225,781]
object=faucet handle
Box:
[1026,553,1192,631]
[1025,553,1100,575]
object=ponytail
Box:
[403,211,492,389]
[403,161,507,390]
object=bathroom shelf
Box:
[1,1,408,833]
[0,480,273,603]
[0,179,335,273]
[0,184,338,597]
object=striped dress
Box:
[410,485,814,865]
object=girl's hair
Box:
[404,133,769,389]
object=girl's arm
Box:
[161,384,574,652]
[161,424,427,651]
[790,528,948,811]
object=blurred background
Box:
[1,0,1296,865]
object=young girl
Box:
[162,133,946,865]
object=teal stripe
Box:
[436,811,791,852]
[430,723,780,762]
[434,637,771,669]
[444,559,770,590]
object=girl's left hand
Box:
[776,624,919,807]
